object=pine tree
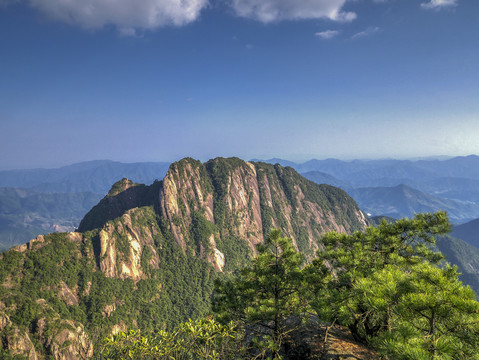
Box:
[213,229,307,358]
[306,211,479,359]
[306,212,451,343]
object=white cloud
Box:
[351,26,379,39]
[229,0,356,23]
[421,0,458,10]
[5,0,359,34]
[315,30,340,39]
[27,0,209,32]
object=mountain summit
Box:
[0,157,368,358]
[79,157,368,266]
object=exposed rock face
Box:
[1,295,37,358]
[0,299,93,360]
[80,157,368,272]
[3,327,38,360]
[0,157,368,359]
[11,234,45,252]
[35,299,94,360]
[43,320,93,360]
[60,281,79,306]
[0,302,10,330]
[97,210,160,280]
[157,158,367,259]
[160,159,213,250]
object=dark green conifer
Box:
[213,229,307,358]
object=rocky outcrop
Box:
[11,234,45,252]
[80,157,368,275]
[3,327,38,359]
[77,178,159,232]
[0,299,93,360]
[42,319,93,360]
[1,302,37,359]
[159,159,210,250]
[35,299,94,360]
[60,281,79,306]
[155,158,368,263]
[97,210,160,280]
[0,157,369,359]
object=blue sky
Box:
[0,0,478,169]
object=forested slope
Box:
[0,157,368,359]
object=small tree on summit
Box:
[213,229,307,358]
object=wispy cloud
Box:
[421,0,458,10]
[24,0,209,33]
[229,0,356,23]
[315,30,340,40]
[351,26,380,39]
[4,0,362,34]
[118,27,137,37]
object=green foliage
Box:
[103,318,241,360]
[215,235,251,273]
[306,211,479,359]
[140,245,153,275]
[107,178,136,198]
[0,347,29,360]
[307,213,449,339]
[254,162,366,256]
[205,158,244,231]
[361,263,479,359]
[0,250,23,284]
[190,211,216,255]
[214,230,307,358]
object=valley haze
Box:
[1,0,479,358]
[3,154,479,253]
[2,156,479,359]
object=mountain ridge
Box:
[349,184,479,223]
[0,157,369,359]
[0,160,171,194]
[4,155,479,250]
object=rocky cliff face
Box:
[80,158,367,269]
[0,293,93,360]
[96,210,160,280]
[1,157,368,358]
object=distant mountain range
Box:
[0,160,171,249]
[3,155,479,249]
[266,155,479,183]
[0,160,170,194]
[0,188,102,251]
[263,155,479,223]
[2,156,479,359]
[452,218,479,249]
[349,184,479,224]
